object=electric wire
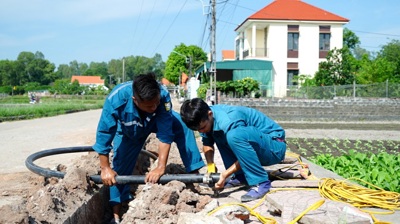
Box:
[151,0,189,56]
[139,0,159,56]
[129,0,145,55]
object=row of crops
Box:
[286,138,400,193]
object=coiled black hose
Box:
[25,146,220,185]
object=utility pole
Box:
[108,75,113,85]
[209,0,217,104]
[122,58,125,83]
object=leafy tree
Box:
[69,60,88,76]
[165,43,207,84]
[83,62,108,78]
[56,64,74,79]
[376,39,400,83]
[353,46,371,60]
[26,57,56,85]
[357,54,396,84]
[0,60,17,86]
[50,79,83,95]
[314,47,357,86]
[343,28,360,51]
[122,55,163,81]
[152,53,165,80]
[108,59,123,83]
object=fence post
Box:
[353,80,356,98]
[386,79,389,98]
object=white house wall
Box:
[267,23,289,97]
[298,24,319,77]
[236,20,345,97]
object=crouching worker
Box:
[92,73,204,224]
[180,98,286,202]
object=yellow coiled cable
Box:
[207,152,400,223]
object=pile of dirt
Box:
[0,132,209,223]
[122,181,212,223]
[0,152,100,223]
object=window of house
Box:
[287,62,299,86]
[319,26,331,58]
[288,33,299,50]
[319,26,331,51]
[288,25,299,58]
[319,33,331,50]
[287,70,299,86]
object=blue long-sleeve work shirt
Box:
[93,82,174,155]
[201,105,285,149]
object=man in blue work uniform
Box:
[92,73,204,223]
[180,98,286,202]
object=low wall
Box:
[219,97,400,122]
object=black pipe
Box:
[90,173,220,185]
[25,146,220,185]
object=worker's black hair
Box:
[180,98,210,130]
[133,72,160,101]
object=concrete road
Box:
[0,109,102,174]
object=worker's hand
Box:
[100,166,118,186]
[214,172,228,190]
[207,163,218,173]
[145,166,165,184]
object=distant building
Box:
[199,0,349,97]
[222,50,235,61]
[71,76,105,88]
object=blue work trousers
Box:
[220,126,286,186]
[109,111,204,205]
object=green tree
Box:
[0,60,17,86]
[56,64,74,79]
[343,28,360,51]
[164,43,207,84]
[122,55,162,81]
[357,54,396,84]
[108,59,123,83]
[26,57,56,85]
[83,62,108,78]
[15,51,35,85]
[152,53,165,80]
[314,47,357,86]
[69,60,88,76]
[376,39,400,83]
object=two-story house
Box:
[236,0,349,97]
[196,0,349,97]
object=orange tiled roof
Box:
[161,77,172,86]
[71,76,104,85]
[237,0,349,30]
[222,50,235,60]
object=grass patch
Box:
[0,95,105,121]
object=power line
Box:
[351,30,400,38]
[129,0,145,55]
[151,0,189,56]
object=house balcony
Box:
[243,48,269,59]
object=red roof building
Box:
[71,76,105,86]
[222,50,235,61]
[231,0,349,97]
[244,0,348,23]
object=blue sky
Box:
[1,0,400,68]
